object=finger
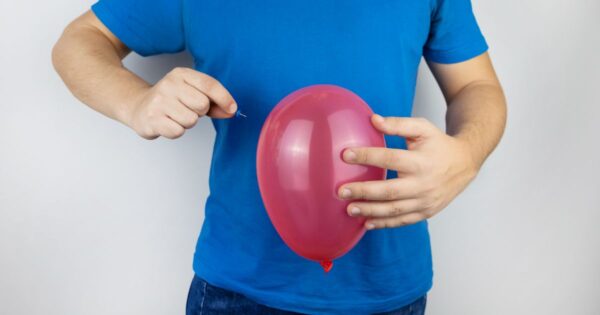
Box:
[155,117,185,139]
[338,178,418,201]
[163,103,198,129]
[343,147,418,172]
[365,212,427,230]
[206,104,233,119]
[177,83,210,116]
[179,68,237,116]
[371,114,435,139]
[347,199,421,218]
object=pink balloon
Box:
[256,85,387,272]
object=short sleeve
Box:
[423,0,488,64]
[91,0,185,57]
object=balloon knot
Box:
[320,260,333,273]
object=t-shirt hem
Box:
[423,41,489,64]
[194,258,433,315]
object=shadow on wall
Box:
[123,51,194,84]
[413,62,447,128]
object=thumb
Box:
[371,114,434,139]
[207,104,235,119]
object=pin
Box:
[235,110,247,118]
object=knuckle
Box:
[389,202,403,216]
[161,129,174,139]
[185,115,199,128]
[201,76,218,93]
[422,197,437,211]
[360,205,372,216]
[145,108,160,121]
[164,125,185,139]
[138,128,156,140]
[180,119,193,129]
[400,216,417,226]
[384,117,400,130]
[173,126,185,137]
[383,150,397,169]
[357,149,369,163]
[167,131,183,139]
[147,90,163,103]
[418,197,431,210]
[148,91,168,107]
[383,187,396,200]
[353,186,365,199]
[386,118,399,127]
[360,186,373,200]
[197,98,210,114]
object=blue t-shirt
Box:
[91,1,488,313]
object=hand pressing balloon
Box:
[339,114,479,229]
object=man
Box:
[52,0,506,314]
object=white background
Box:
[1,0,599,314]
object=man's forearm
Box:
[445,81,507,170]
[53,12,237,140]
[52,14,149,126]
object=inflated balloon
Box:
[256,84,386,272]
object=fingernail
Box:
[344,149,356,162]
[373,114,384,123]
[228,103,237,114]
[340,188,352,199]
[366,223,376,230]
[349,207,361,216]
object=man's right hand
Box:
[126,67,237,140]
[52,11,237,140]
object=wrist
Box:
[115,84,149,128]
[453,133,485,175]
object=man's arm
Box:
[52,11,237,140]
[337,52,507,229]
[430,52,507,170]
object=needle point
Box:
[235,110,247,118]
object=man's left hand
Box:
[338,114,480,230]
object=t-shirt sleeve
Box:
[91,0,185,57]
[423,0,488,64]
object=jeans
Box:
[186,275,427,315]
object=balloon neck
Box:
[320,260,333,273]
